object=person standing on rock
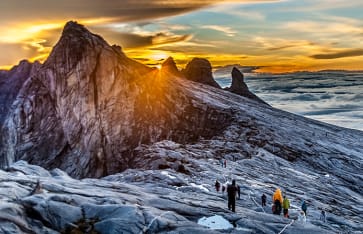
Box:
[215,180,221,192]
[224,159,227,168]
[237,184,241,199]
[301,200,307,216]
[272,188,283,215]
[282,195,290,218]
[320,210,326,223]
[227,180,238,212]
[261,194,267,207]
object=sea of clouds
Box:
[214,70,363,131]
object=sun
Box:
[149,51,169,70]
[150,52,168,61]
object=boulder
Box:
[182,58,221,88]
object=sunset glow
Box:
[1,0,363,72]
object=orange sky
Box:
[1,0,363,73]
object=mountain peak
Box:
[161,57,181,76]
[44,21,109,71]
[162,57,176,66]
[59,20,107,45]
[62,21,87,34]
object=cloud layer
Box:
[214,70,363,130]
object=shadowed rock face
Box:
[0,21,233,178]
[182,58,221,89]
[225,67,268,105]
[0,60,40,124]
[230,67,249,94]
[161,57,181,77]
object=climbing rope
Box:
[248,191,265,213]
[141,211,172,234]
[277,219,294,234]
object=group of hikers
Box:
[269,188,293,218]
[214,179,240,212]
[214,181,327,223]
[219,159,227,168]
[214,157,327,224]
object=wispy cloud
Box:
[201,25,237,37]
[283,21,362,35]
[252,36,320,54]
[205,3,266,21]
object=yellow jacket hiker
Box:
[273,188,283,204]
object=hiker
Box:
[227,179,238,212]
[222,184,226,194]
[320,210,326,223]
[298,210,307,223]
[282,195,290,218]
[272,188,283,215]
[224,159,227,168]
[301,200,307,216]
[261,194,267,206]
[273,199,282,215]
[215,180,220,192]
[237,185,241,199]
[220,159,224,167]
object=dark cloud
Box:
[305,104,361,116]
[88,26,191,48]
[320,93,334,99]
[304,109,355,116]
[349,94,363,101]
[268,45,297,51]
[0,1,205,23]
[310,49,363,59]
[214,65,260,73]
[268,42,315,51]
[289,93,320,101]
[0,1,274,24]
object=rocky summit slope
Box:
[0,21,362,233]
[0,22,232,178]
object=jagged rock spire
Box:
[161,56,181,76]
[44,21,109,72]
[226,67,268,105]
[230,67,249,94]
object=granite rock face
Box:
[182,58,221,89]
[0,22,232,178]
